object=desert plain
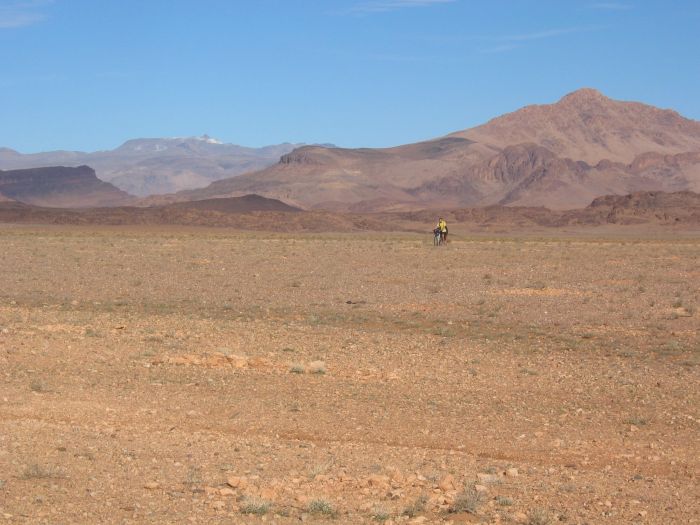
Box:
[0,225,698,524]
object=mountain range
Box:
[0,136,300,197]
[2,88,700,212]
[149,88,700,211]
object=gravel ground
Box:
[0,226,698,524]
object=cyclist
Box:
[437,217,448,244]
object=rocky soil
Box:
[0,227,698,524]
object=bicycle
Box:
[433,228,443,246]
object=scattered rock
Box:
[144,481,160,490]
[247,356,272,369]
[226,354,248,368]
[366,474,390,488]
[438,474,455,491]
[389,488,403,500]
[505,468,519,478]
[226,476,248,489]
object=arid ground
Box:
[0,226,698,524]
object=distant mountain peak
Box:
[196,134,223,144]
[558,87,608,104]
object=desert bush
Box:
[496,496,514,506]
[308,499,335,516]
[450,484,484,514]
[372,506,390,521]
[402,494,427,517]
[30,381,47,393]
[527,508,551,525]
[21,463,64,479]
[240,497,271,515]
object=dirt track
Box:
[0,227,698,524]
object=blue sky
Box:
[1,0,699,152]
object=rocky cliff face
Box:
[0,165,133,207]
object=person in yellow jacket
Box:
[437,217,448,243]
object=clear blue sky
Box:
[2,0,699,152]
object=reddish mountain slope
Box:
[457,88,700,164]
[155,89,700,211]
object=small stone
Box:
[367,474,390,487]
[212,500,225,510]
[225,354,248,368]
[144,481,160,490]
[505,468,519,478]
[226,476,248,489]
[409,517,427,524]
[438,474,455,492]
[389,488,403,500]
[219,488,236,496]
[474,484,488,493]
[513,512,528,523]
[639,510,648,517]
[388,468,404,483]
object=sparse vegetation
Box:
[527,508,551,525]
[308,499,335,516]
[21,463,64,480]
[183,467,202,486]
[30,380,47,393]
[450,484,484,514]
[372,506,391,521]
[402,494,427,518]
[240,497,271,515]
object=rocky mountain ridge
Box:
[153,89,700,211]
